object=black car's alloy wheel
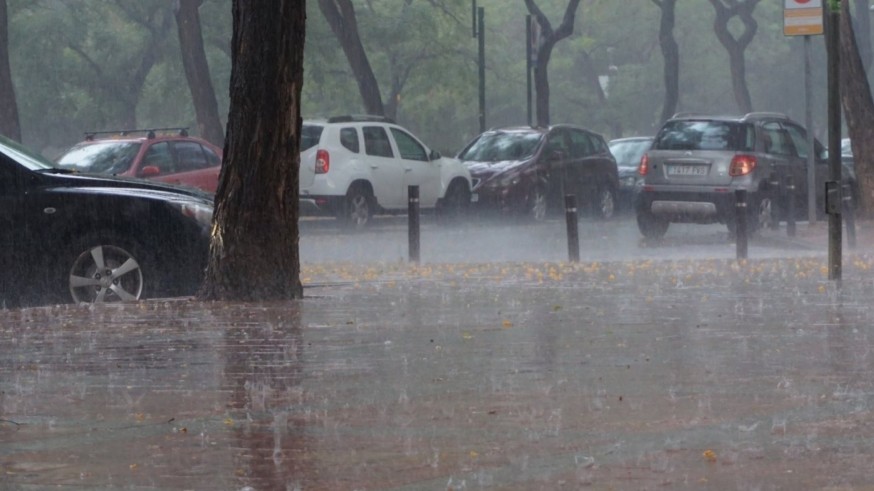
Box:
[68,242,145,304]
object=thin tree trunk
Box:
[840,0,874,217]
[318,0,384,116]
[175,0,225,147]
[199,0,304,301]
[709,0,761,113]
[525,0,582,127]
[653,0,679,124]
[0,0,19,141]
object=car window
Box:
[458,131,542,161]
[340,127,359,153]
[783,124,810,159]
[609,139,651,168]
[567,129,594,158]
[654,120,753,151]
[363,126,394,158]
[761,123,794,157]
[141,142,175,174]
[173,142,211,172]
[56,141,141,174]
[301,124,323,151]
[390,128,428,161]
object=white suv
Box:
[299,115,473,228]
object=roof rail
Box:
[670,112,703,119]
[327,114,396,124]
[83,127,190,141]
[742,112,788,120]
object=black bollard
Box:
[843,183,856,250]
[408,185,420,263]
[735,189,748,260]
[564,194,579,263]
[785,175,796,237]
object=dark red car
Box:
[56,128,222,193]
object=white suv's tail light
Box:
[638,153,649,176]
[315,149,330,174]
[729,154,756,176]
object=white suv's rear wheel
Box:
[343,185,372,229]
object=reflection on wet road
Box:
[4,256,874,488]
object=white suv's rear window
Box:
[301,125,324,151]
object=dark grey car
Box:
[635,112,855,239]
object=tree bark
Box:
[318,0,384,116]
[525,0,582,127]
[840,0,874,217]
[708,0,762,113]
[175,0,225,147]
[652,0,679,125]
[0,0,19,141]
[853,0,871,74]
[199,0,304,301]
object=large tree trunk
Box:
[199,0,304,301]
[653,0,679,124]
[709,0,761,113]
[318,0,384,116]
[525,0,581,127]
[0,0,19,142]
[853,0,871,74]
[175,0,225,147]
[840,0,874,217]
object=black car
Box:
[457,125,620,220]
[0,135,213,308]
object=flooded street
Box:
[4,244,874,488]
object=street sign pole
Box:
[804,35,816,224]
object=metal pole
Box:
[408,186,420,263]
[735,189,748,260]
[826,5,842,281]
[564,195,579,262]
[478,7,486,133]
[526,15,533,127]
[471,0,477,38]
[804,35,817,224]
[843,183,857,250]
[786,175,796,237]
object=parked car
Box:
[635,112,857,239]
[0,135,213,308]
[456,125,620,220]
[299,115,473,228]
[608,136,653,210]
[56,128,223,193]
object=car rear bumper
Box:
[636,185,749,224]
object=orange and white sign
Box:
[784,0,823,36]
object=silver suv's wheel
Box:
[637,211,669,239]
[68,241,145,303]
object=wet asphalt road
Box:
[3,218,874,489]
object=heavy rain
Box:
[4,0,874,489]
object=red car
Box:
[56,128,223,193]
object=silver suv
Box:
[299,115,473,228]
[634,112,856,239]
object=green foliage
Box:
[4,0,844,157]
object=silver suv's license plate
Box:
[667,165,708,176]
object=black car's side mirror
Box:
[429,149,441,161]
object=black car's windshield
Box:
[0,134,56,170]
[609,139,652,168]
[457,131,543,162]
[56,141,142,174]
[653,121,753,152]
